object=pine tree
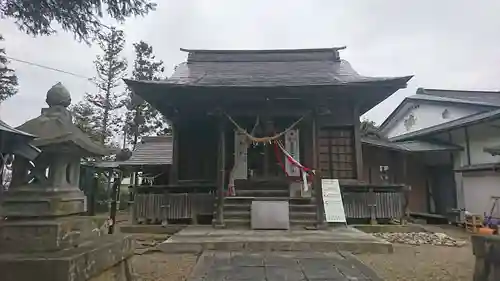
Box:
[0,35,18,102]
[71,27,127,146]
[1,0,156,43]
[125,41,168,147]
[71,99,102,143]
[361,119,384,139]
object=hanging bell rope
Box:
[225,112,308,143]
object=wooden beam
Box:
[220,109,309,118]
[214,115,226,227]
[448,131,458,209]
[353,104,363,180]
[312,114,327,229]
[169,120,179,185]
[263,119,274,177]
[402,154,410,224]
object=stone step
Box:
[235,183,289,190]
[159,226,394,254]
[235,189,290,197]
[225,211,317,220]
[222,218,317,228]
[235,179,290,190]
[224,203,317,213]
[224,196,314,205]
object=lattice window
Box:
[318,127,356,179]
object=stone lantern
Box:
[0,83,135,281]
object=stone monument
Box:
[0,83,135,281]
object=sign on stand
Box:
[321,179,347,223]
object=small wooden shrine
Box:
[125,47,412,228]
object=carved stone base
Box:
[0,234,135,281]
[1,186,86,217]
[0,216,107,253]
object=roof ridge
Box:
[418,87,500,94]
[180,47,347,54]
[408,93,500,106]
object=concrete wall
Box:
[451,123,500,215]
[462,172,500,216]
[385,102,480,139]
[453,132,500,166]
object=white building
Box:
[379,88,500,217]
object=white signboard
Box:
[233,130,248,180]
[285,129,300,176]
[321,179,347,223]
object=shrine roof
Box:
[125,47,411,88]
[122,136,172,166]
[0,119,40,160]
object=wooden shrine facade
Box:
[125,47,412,227]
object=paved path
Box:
[188,251,383,281]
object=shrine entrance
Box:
[229,115,307,182]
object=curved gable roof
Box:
[128,47,411,88]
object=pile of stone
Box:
[372,232,467,247]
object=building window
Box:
[317,127,356,179]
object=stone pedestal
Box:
[0,216,106,252]
[0,82,135,281]
[0,216,136,281]
[0,233,135,281]
[1,186,86,218]
[471,235,500,281]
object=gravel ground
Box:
[129,233,199,281]
[118,213,475,281]
[132,253,198,281]
[356,225,475,281]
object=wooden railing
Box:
[131,183,216,224]
[340,181,407,223]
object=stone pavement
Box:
[159,226,392,254]
[188,251,383,281]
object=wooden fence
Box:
[132,192,215,224]
[341,183,407,222]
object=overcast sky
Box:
[2,0,500,127]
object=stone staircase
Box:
[221,178,317,228]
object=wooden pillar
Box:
[215,115,226,227]
[131,171,138,224]
[89,173,98,216]
[389,150,398,183]
[169,120,179,185]
[262,99,273,177]
[263,119,273,177]
[448,131,458,209]
[108,170,120,234]
[353,104,363,180]
[312,114,327,229]
[464,127,471,165]
[368,187,377,225]
[402,153,410,224]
